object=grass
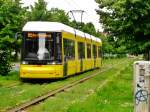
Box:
[67,62,133,112]
[0,74,95,111]
[27,58,134,112]
[0,58,132,111]
[0,71,20,87]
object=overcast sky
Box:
[21,0,103,31]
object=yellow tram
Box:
[20,22,102,79]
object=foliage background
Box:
[1,0,149,75]
[96,0,150,59]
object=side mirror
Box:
[15,32,19,41]
[15,32,22,42]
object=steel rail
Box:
[7,63,121,112]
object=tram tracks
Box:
[8,66,113,112]
[7,62,122,112]
[2,82,22,88]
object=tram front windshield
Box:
[22,32,62,64]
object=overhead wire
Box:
[67,0,98,24]
[71,0,101,30]
[65,0,78,10]
[64,0,79,21]
[56,0,100,30]
[65,0,85,23]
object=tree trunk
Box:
[144,50,150,61]
[148,50,150,61]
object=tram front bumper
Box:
[20,64,63,79]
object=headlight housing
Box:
[22,61,28,64]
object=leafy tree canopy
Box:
[0,0,27,75]
[29,0,50,21]
[49,8,70,25]
[96,0,150,55]
[0,0,27,50]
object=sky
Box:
[21,0,103,31]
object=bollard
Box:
[134,61,150,112]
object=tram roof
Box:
[23,21,101,42]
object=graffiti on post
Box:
[135,68,150,105]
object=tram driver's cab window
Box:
[22,32,62,64]
[24,32,52,60]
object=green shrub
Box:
[0,50,12,76]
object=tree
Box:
[0,0,27,75]
[82,22,97,36]
[100,34,113,53]
[96,0,150,60]
[29,1,70,24]
[0,0,27,48]
[29,0,50,21]
[69,21,98,37]
[49,8,70,25]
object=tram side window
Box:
[87,44,91,58]
[98,46,102,58]
[78,42,85,59]
[93,45,97,58]
[63,39,75,60]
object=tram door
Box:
[78,42,85,72]
[93,45,97,68]
[63,38,76,76]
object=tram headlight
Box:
[22,61,28,64]
[52,62,56,65]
